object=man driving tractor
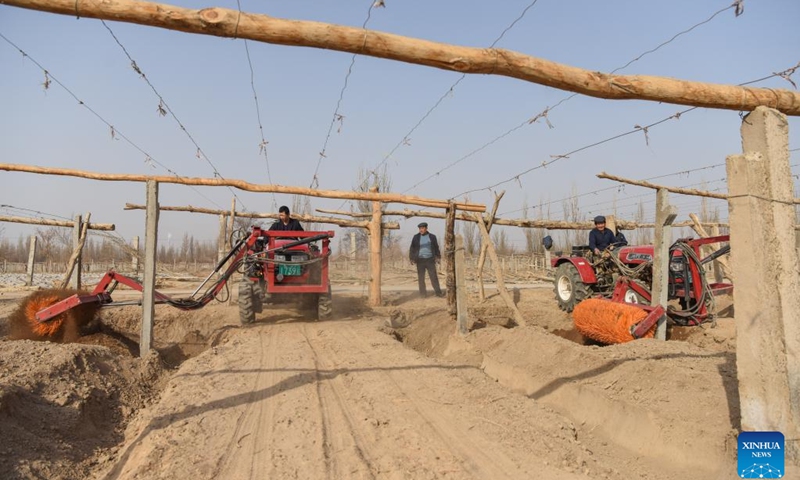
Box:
[589,215,627,256]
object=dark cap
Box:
[418,222,428,228]
[593,215,606,224]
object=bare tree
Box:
[349,165,400,259]
[561,184,582,247]
[521,195,546,255]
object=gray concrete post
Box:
[141,180,159,357]
[70,214,82,289]
[25,235,37,286]
[217,214,227,265]
[651,189,677,341]
[350,232,357,260]
[455,235,469,335]
[132,236,140,275]
[728,106,800,461]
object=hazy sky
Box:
[1,0,798,251]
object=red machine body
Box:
[34,226,335,325]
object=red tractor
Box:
[552,236,732,327]
[237,229,333,325]
[25,226,334,337]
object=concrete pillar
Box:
[132,236,140,275]
[70,214,82,290]
[25,235,37,286]
[651,189,677,340]
[217,214,227,265]
[350,232,357,260]
[445,202,456,316]
[728,106,800,461]
[141,180,159,357]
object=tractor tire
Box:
[554,263,590,313]
[317,286,333,321]
[238,279,257,325]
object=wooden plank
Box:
[5,0,800,114]
[0,214,114,230]
[0,163,485,212]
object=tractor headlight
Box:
[669,258,685,272]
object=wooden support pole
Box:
[368,187,382,307]
[0,214,115,230]
[141,180,159,357]
[0,164,485,212]
[445,202,457,317]
[652,189,677,341]
[217,214,227,266]
[132,236,140,275]
[25,235,37,286]
[68,214,83,290]
[4,0,800,115]
[477,192,505,301]
[474,215,526,327]
[124,203,400,229]
[728,106,800,461]
[455,235,469,336]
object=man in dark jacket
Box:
[269,206,304,231]
[408,222,444,298]
[589,215,616,255]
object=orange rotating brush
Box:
[572,298,655,344]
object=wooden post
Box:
[25,235,37,286]
[70,214,82,289]
[455,235,469,335]
[652,189,677,340]
[544,249,552,271]
[228,197,236,249]
[141,180,159,357]
[709,224,724,283]
[368,187,382,307]
[728,107,800,461]
[474,215,526,327]
[477,191,505,301]
[445,202,457,317]
[217,213,227,265]
[132,236,140,275]
[350,231,357,260]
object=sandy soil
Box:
[0,276,749,480]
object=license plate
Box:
[279,264,302,276]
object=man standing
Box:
[269,206,304,231]
[409,222,444,298]
[589,215,616,255]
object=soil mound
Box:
[0,340,165,480]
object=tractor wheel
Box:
[554,263,590,312]
[238,279,257,325]
[317,286,333,321]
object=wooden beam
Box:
[598,172,728,199]
[0,214,115,231]
[61,212,90,290]
[124,203,400,229]
[4,0,800,115]
[25,235,37,286]
[599,171,800,205]
[0,163,485,212]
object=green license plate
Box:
[278,264,302,276]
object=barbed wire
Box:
[400,1,743,194]
[235,0,278,211]
[367,0,543,184]
[0,31,225,210]
[451,59,799,200]
[309,1,377,189]
[0,204,74,221]
[501,162,727,216]
[100,21,250,211]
